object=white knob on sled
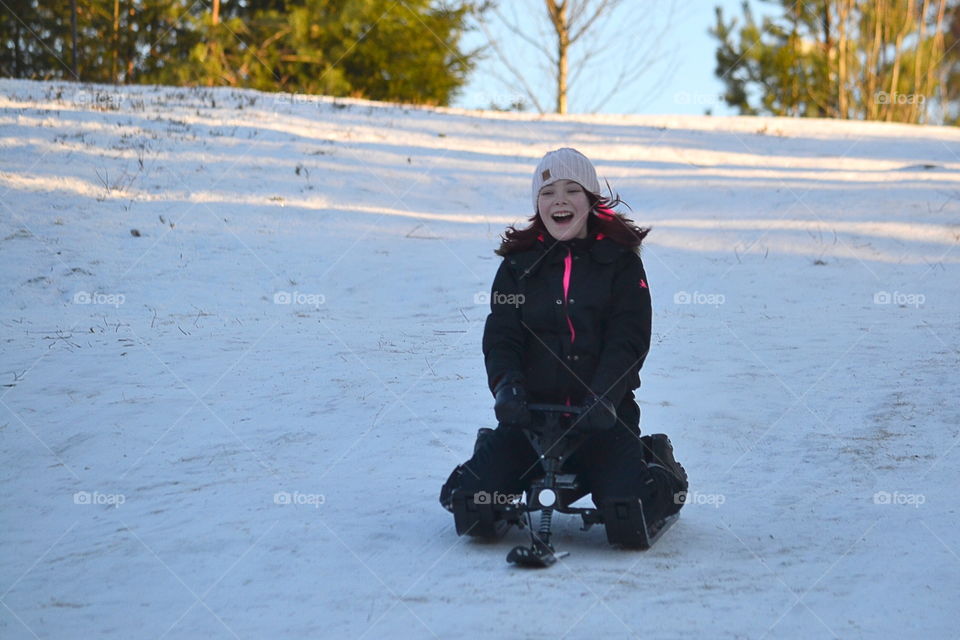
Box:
[538,488,557,507]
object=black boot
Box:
[640,434,688,516]
[599,480,658,549]
[450,488,519,539]
[439,464,463,513]
[474,427,494,455]
[438,428,497,514]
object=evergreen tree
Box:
[711,0,953,124]
[0,0,482,106]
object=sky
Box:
[452,0,775,116]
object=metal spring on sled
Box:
[538,507,554,538]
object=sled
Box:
[502,403,677,568]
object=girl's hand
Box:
[581,395,617,431]
[493,378,530,426]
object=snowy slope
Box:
[1,78,959,639]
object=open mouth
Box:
[551,212,574,224]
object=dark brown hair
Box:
[495,190,650,256]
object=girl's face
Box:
[537,179,591,241]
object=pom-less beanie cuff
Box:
[532,148,602,214]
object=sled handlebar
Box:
[526,403,585,415]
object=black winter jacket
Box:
[482,232,652,407]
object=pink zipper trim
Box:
[563,248,576,344]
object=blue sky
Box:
[452,0,774,116]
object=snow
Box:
[1,78,959,639]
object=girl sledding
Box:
[440,148,689,566]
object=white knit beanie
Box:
[531,148,601,214]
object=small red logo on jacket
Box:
[639,279,648,289]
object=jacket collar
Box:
[536,232,624,264]
[537,232,594,258]
[508,232,628,278]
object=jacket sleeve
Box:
[482,260,526,395]
[589,252,652,401]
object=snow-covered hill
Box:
[1,78,959,639]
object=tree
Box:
[711,0,952,124]
[940,1,960,124]
[0,0,76,80]
[476,0,679,114]
[0,0,483,107]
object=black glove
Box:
[493,376,530,425]
[581,394,617,432]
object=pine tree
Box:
[711,0,952,124]
[0,0,482,107]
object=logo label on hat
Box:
[541,169,551,180]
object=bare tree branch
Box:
[570,0,618,43]
[493,5,556,59]
[477,0,677,114]
[476,14,547,112]
[578,0,680,112]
